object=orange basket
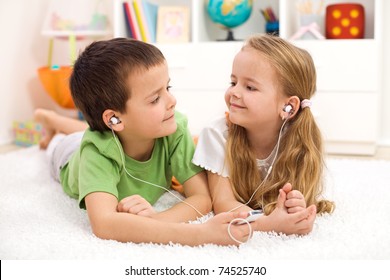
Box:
[38,36,77,109]
[37,65,75,109]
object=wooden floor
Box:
[1,143,390,160]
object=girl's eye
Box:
[166,85,172,92]
[229,82,236,87]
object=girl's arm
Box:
[207,171,253,213]
[85,191,249,245]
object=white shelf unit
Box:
[280,0,378,39]
[113,0,278,41]
[282,0,383,155]
[112,0,383,155]
[42,0,113,39]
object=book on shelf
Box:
[123,0,158,43]
[133,0,151,42]
[142,0,158,43]
[123,1,141,40]
[156,6,190,44]
[122,2,133,38]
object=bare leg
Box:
[34,108,88,149]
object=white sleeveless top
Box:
[192,117,276,178]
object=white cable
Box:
[110,116,288,245]
[225,117,289,244]
[227,117,289,213]
[111,129,205,218]
[227,218,253,244]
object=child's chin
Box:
[228,113,241,125]
[162,123,177,136]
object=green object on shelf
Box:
[206,0,252,40]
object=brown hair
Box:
[226,34,334,215]
[70,38,165,132]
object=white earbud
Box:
[109,116,121,125]
[283,104,293,114]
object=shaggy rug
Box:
[1,146,390,260]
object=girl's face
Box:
[225,47,285,132]
[121,61,177,140]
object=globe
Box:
[206,0,253,41]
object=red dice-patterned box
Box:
[326,3,365,39]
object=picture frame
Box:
[156,6,190,43]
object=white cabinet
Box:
[112,0,383,155]
[113,0,277,41]
[284,0,383,155]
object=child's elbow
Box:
[200,194,212,214]
[89,216,117,241]
[90,222,111,240]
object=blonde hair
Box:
[226,34,334,215]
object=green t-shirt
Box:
[59,111,203,209]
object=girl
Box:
[193,34,335,235]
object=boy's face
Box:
[121,61,177,140]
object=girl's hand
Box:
[117,195,156,217]
[259,188,316,235]
[281,183,306,213]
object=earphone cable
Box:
[227,117,289,213]
[111,129,206,218]
[227,218,253,245]
[108,121,290,244]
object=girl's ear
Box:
[102,109,124,131]
[287,96,300,118]
[280,96,300,120]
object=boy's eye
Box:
[167,85,172,91]
[229,82,236,87]
[247,85,257,91]
[151,96,160,104]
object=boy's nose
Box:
[168,92,176,109]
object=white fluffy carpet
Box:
[1,146,390,260]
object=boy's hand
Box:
[204,212,251,245]
[281,183,306,213]
[117,195,156,217]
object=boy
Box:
[35,38,250,245]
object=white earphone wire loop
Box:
[227,218,253,245]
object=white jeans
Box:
[46,131,84,182]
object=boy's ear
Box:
[103,109,124,131]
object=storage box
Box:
[13,121,44,147]
[325,3,365,39]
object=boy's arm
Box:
[151,171,212,223]
[85,191,249,245]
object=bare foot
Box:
[34,109,58,149]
